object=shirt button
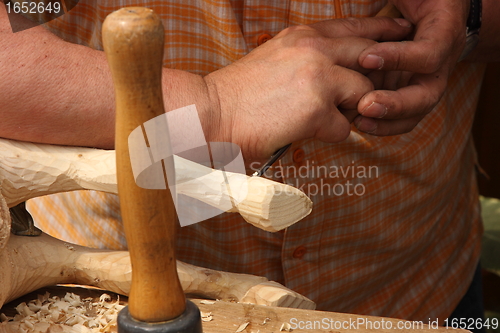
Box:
[292,246,307,259]
[257,33,273,46]
[293,148,305,163]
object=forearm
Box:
[0,3,217,149]
[466,0,500,62]
[0,3,116,148]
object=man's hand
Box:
[0,4,411,158]
[204,17,411,160]
[354,0,469,136]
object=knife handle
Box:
[376,3,402,18]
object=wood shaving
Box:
[0,313,9,322]
[199,300,216,305]
[236,321,250,332]
[200,311,213,322]
[0,292,125,332]
[260,317,270,325]
[280,322,292,331]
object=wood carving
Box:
[0,138,312,232]
[0,194,8,254]
[0,230,315,310]
[0,136,314,311]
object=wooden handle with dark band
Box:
[102,7,185,323]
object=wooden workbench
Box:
[0,285,465,333]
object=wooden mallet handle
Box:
[102,7,185,323]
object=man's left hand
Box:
[354,0,470,135]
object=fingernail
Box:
[354,116,378,134]
[361,102,387,118]
[393,18,412,28]
[362,54,384,69]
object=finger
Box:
[353,114,425,136]
[332,37,378,73]
[358,10,463,72]
[357,71,448,120]
[310,16,412,41]
[330,66,375,110]
[306,66,372,143]
[314,59,375,143]
[366,71,385,90]
[397,71,413,89]
[367,70,411,91]
[340,108,359,123]
[324,36,385,73]
[276,28,398,74]
[381,71,403,91]
[313,68,373,143]
[314,107,352,143]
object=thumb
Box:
[311,16,412,41]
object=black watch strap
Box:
[460,0,482,61]
[467,0,482,35]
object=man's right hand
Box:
[203,17,412,161]
[0,4,409,158]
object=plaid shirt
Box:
[28,0,485,322]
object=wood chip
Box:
[0,312,10,322]
[1,292,124,332]
[280,322,292,331]
[200,311,213,322]
[236,321,250,332]
[200,300,216,305]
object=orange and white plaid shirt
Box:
[28,0,485,323]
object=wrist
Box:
[202,74,226,143]
[160,68,225,144]
[203,71,241,148]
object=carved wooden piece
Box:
[0,138,116,207]
[0,138,312,232]
[0,194,9,254]
[0,230,315,310]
